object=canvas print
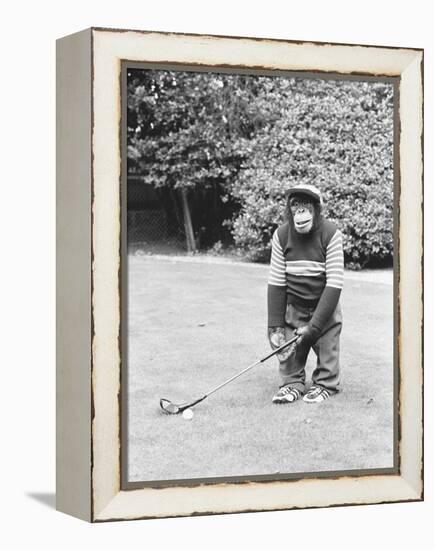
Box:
[123,67,396,486]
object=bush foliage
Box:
[128,71,394,268]
[229,78,394,267]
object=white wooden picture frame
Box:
[56,27,423,522]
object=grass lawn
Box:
[127,255,394,482]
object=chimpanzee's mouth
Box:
[294,216,312,229]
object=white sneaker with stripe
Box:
[272,385,301,404]
[303,386,330,403]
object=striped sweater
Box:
[267,218,344,340]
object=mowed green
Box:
[127,255,394,482]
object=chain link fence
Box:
[127,178,187,254]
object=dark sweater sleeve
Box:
[267,229,287,327]
[309,287,341,340]
[309,230,344,343]
[308,229,344,341]
[268,285,287,326]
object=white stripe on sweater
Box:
[268,231,286,286]
[268,228,345,289]
[285,262,325,277]
[326,230,344,289]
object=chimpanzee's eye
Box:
[290,198,311,209]
[290,199,311,209]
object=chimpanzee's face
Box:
[290,195,316,234]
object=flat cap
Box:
[286,183,322,203]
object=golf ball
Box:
[182,408,194,420]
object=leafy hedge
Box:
[128,70,394,268]
[229,78,394,268]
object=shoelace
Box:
[281,386,299,396]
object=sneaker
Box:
[303,385,331,403]
[272,385,301,404]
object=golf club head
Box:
[160,398,182,414]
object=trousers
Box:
[277,301,343,394]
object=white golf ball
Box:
[182,408,194,420]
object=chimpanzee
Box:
[267,183,344,404]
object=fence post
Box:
[180,188,197,253]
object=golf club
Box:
[159,333,300,414]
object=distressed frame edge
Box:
[91,25,424,54]
[396,52,424,497]
[90,28,423,522]
[94,476,422,522]
[56,27,93,522]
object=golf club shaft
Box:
[204,334,299,399]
